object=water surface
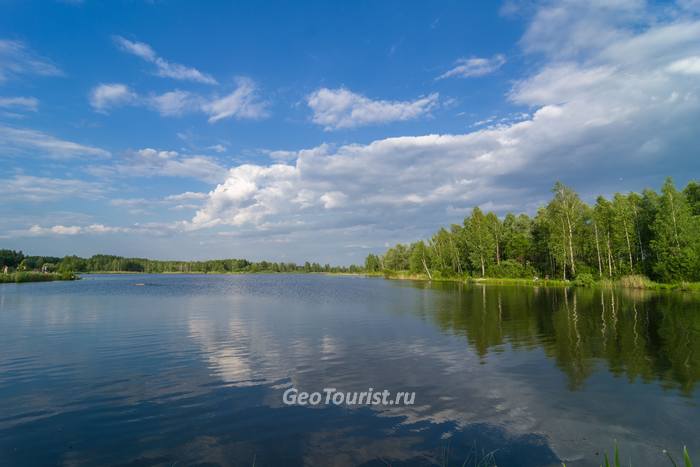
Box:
[0,274,698,466]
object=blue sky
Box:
[1,0,699,264]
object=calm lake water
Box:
[0,274,698,466]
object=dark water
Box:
[0,275,698,466]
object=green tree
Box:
[464,207,495,277]
[549,182,585,278]
[409,241,432,277]
[650,178,698,282]
[364,254,381,272]
[684,180,700,216]
[502,213,533,264]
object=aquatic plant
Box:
[561,444,694,467]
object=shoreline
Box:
[5,270,699,292]
[376,271,700,292]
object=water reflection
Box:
[409,282,700,394]
[0,275,698,466]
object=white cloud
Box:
[165,191,208,202]
[0,96,38,111]
[113,36,217,85]
[667,55,700,74]
[0,125,110,159]
[187,3,700,241]
[87,79,267,122]
[148,90,199,116]
[0,39,62,83]
[89,83,137,112]
[307,88,439,130]
[88,148,225,183]
[8,0,700,264]
[202,77,269,122]
[207,144,227,153]
[0,175,103,202]
[27,224,131,236]
[437,54,506,79]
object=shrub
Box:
[573,272,596,287]
[619,275,653,289]
[486,260,537,279]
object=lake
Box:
[0,274,698,466]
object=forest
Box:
[366,178,700,284]
[0,251,362,275]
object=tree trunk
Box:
[594,221,603,278]
[421,255,432,280]
[480,255,485,278]
[623,219,633,270]
[668,191,681,248]
[606,231,614,277]
[448,236,462,275]
[632,205,645,262]
[561,218,568,280]
[565,212,576,275]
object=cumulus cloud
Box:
[0,39,62,83]
[113,36,217,84]
[0,125,110,159]
[437,54,506,79]
[188,1,700,242]
[307,88,439,130]
[89,83,137,112]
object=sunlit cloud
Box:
[307,87,439,130]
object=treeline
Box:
[0,252,362,274]
[367,178,700,283]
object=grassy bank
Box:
[379,270,700,292]
[0,272,78,284]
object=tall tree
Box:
[684,180,700,216]
[549,182,585,277]
[464,207,495,277]
[650,178,698,282]
[485,212,503,265]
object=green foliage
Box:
[364,254,381,273]
[0,271,76,283]
[618,274,654,289]
[1,252,362,276]
[651,178,698,282]
[370,177,700,284]
[409,241,430,274]
[464,207,495,277]
[572,272,596,287]
[0,249,25,268]
[486,259,536,279]
[684,181,700,216]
